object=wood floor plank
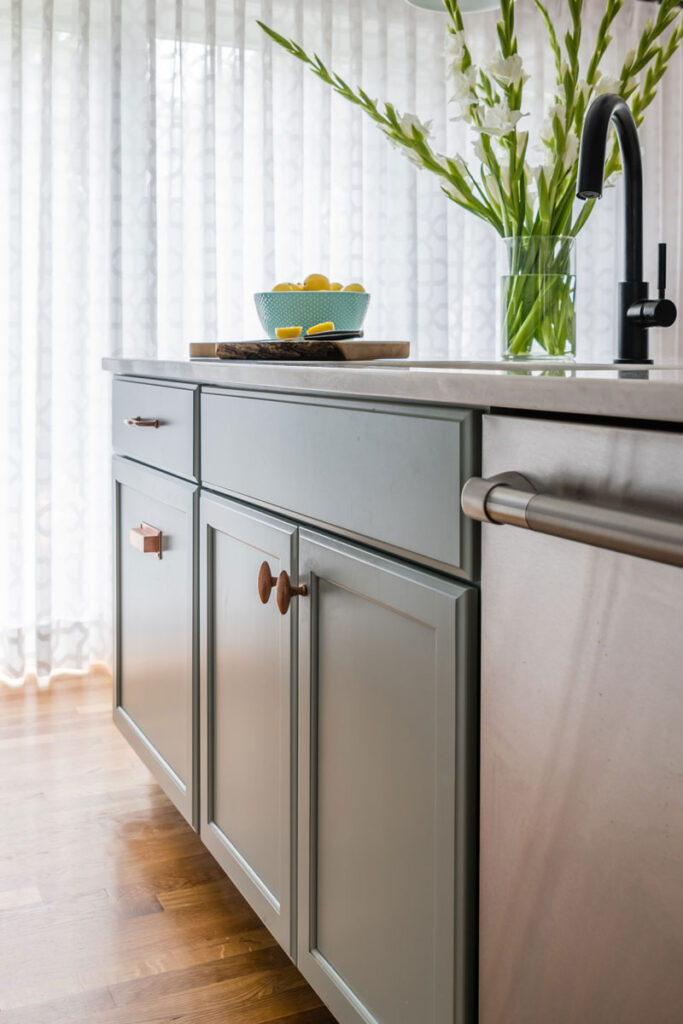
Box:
[107,946,293,1006]
[0,884,42,910]
[0,985,117,1024]
[265,1009,344,1024]
[0,671,336,1023]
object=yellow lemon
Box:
[303,273,330,291]
[343,282,365,292]
[275,326,303,339]
[272,282,295,292]
[329,282,343,291]
[307,321,335,335]
[292,283,304,290]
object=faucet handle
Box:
[627,243,677,331]
[653,240,677,325]
[658,242,667,300]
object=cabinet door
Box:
[297,531,478,1024]
[200,494,298,955]
[113,457,197,827]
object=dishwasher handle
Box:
[461,472,683,569]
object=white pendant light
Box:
[405,0,500,12]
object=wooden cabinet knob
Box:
[276,570,308,616]
[258,561,277,604]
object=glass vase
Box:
[500,235,576,360]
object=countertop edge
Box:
[102,358,683,425]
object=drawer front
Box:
[113,456,198,827]
[113,377,197,479]
[201,389,478,578]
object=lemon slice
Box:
[275,326,303,339]
[307,321,335,335]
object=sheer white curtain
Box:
[1,0,681,680]
[0,0,113,681]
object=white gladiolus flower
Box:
[449,65,477,104]
[576,79,592,104]
[515,131,529,158]
[450,98,480,124]
[563,132,579,169]
[452,154,468,178]
[435,153,468,178]
[487,53,528,87]
[523,159,537,185]
[540,102,566,144]
[473,134,508,168]
[385,134,426,167]
[528,163,553,190]
[444,30,466,69]
[495,132,529,177]
[384,137,424,169]
[498,162,512,192]
[472,100,524,138]
[473,135,487,164]
[595,73,621,96]
[397,112,433,139]
[484,172,503,206]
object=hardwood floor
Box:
[0,670,336,1024]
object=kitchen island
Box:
[104,356,683,1024]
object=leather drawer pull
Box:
[129,523,162,559]
[124,416,159,428]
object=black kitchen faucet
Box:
[577,93,677,364]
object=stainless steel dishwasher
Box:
[462,414,683,1024]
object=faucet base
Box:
[617,280,649,363]
[614,358,653,365]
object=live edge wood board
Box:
[190,340,410,361]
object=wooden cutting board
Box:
[189,340,409,361]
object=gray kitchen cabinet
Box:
[296,530,478,1024]
[113,456,198,827]
[109,373,481,1022]
[199,493,298,955]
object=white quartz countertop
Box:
[102,356,683,424]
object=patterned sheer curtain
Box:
[0,0,681,681]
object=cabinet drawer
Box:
[113,377,197,479]
[201,389,478,579]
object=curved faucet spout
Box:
[577,93,643,283]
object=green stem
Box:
[502,241,576,357]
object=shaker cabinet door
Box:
[297,531,478,1024]
[200,493,298,955]
[113,456,198,827]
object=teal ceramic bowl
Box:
[254,290,371,339]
